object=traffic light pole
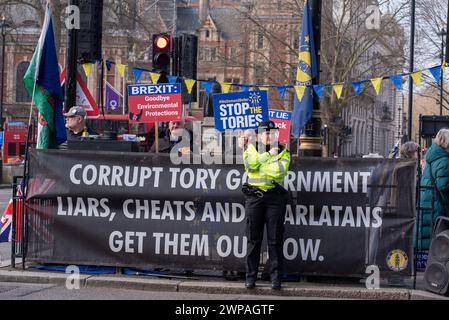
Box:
[407,0,415,141]
[65,0,78,113]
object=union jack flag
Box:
[0,184,24,243]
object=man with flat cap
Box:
[239,120,291,290]
[64,106,97,141]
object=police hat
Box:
[64,106,87,117]
[257,120,278,131]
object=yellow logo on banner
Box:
[296,52,312,83]
[386,250,409,272]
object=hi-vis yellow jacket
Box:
[243,143,291,192]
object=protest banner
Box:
[269,110,292,144]
[25,150,416,278]
[213,91,269,132]
[128,83,182,123]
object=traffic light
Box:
[152,33,171,74]
[172,34,198,103]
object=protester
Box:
[241,120,291,290]
[150,121,192,154]
[64,106,98,141]
[399,141,420,159]
[419,129,449,251]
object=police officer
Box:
[241,120,291,290]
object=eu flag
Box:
[292,0,318,138]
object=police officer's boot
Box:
[245,279,256,289]
[271,280,281,290]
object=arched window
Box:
[16,62,31,103]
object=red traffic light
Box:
[154,35,170,51]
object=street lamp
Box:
[0,15,11,132]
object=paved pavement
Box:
[0,267,446,300]
[0,281,332,300]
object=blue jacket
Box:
[418,144,449,250]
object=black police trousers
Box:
[245,190,287,282]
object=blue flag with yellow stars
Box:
[292,0,318,138]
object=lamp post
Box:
[407,0,415,141]
[0,15,9,185]
[438,28,446,116]
[0,15,10,132]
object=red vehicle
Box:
[2,122,32,165]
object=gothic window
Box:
[230,47,238,61]
[254,65,265,85]
[16,62,31,103]
[257,32,264,49]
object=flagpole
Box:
[28,81,37,127]
[407,0,416,141]
[122,67,126,116]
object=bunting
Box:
[202,81,214,96]
[168,75,178,84]
[429,66,442,84]
[82,63,92,77]
[390,75,403,91]
[411,71,422,87]
[240,85,251,92]
[352,81,363,97]
[276,85,287,100]
[150,72,161,84]
[133,68,144,83]
[220,82,232,94]
[370,77,383,95]
[116,64,126,78]
[313,84,325,99]
[79,57,447,106]
[333,84,343,99]
[184,79,196,94]
[294,85,306,102]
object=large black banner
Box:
[26,150,416,277]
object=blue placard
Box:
[0,132,3,146]
[213,91,269,132]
